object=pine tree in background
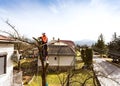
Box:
[93,34,107,57]
[108,32,120,54]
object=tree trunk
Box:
[66,74,70,86]
[41,60,49,86]
[18,60,21,71]
[42,70,46,86]
[40,56,46,86]
[33,37,49,86]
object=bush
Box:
[81,48,93,69]
[20,60,37,76]
[85,48,93,65]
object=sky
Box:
[0,0,120,43]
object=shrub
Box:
[81,48,93,69]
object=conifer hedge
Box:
[81,48,93,68]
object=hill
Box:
[74,39,96,46]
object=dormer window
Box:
[54,57,57,60]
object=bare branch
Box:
[0,30,14,38]
[5,20,20,38]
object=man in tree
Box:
[39,33,48,61]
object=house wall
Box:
[0,44,14,86]
[48,56,58,66]
[38,56,75,66]
[59,56,75,66]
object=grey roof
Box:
[48,45,75,56]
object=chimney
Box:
[58,38,60,42]
[53,37,55,40]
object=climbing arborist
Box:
[40,33,48,61]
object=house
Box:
[38,39,76,71]
[0,35,18,86]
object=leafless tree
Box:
[0,20,49,86]
[56,68,98,86]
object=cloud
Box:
[0,8,7,13]
[0,0,120,42]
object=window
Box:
[54,57,57,60]
[0,53,7,75]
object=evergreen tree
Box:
[93,34,107,56]
[108,32,120,52]
[112,32,117,41]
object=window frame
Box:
[0,53,7,74]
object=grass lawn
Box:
[25,73,62,86]
[24,61,96,86]
[13,58,34,67]
[25,71,94,86]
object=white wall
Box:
[0,44,14,86]
[48,56,59,66]
[59,56,74,66]
[38,56,75,66]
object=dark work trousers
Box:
[42,43,48,61]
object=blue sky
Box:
[0,0,120,43]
